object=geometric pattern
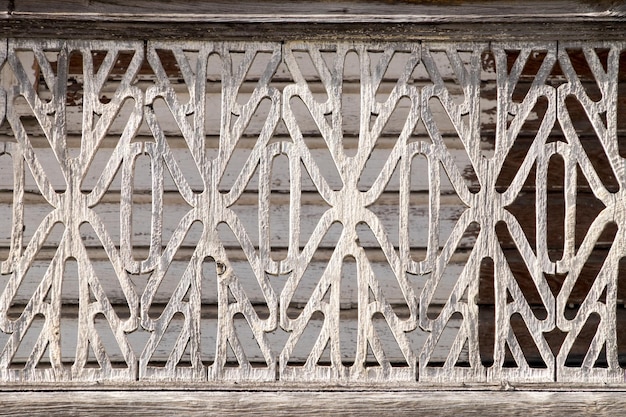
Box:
[0,39,624,383]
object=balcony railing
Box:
[1,1,626,414]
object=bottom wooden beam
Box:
[0,389,624,416]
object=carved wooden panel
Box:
[0,39,624,384]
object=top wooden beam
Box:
[2,0,626,41]
[10,0,626,21]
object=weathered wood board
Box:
[2,390,626,417]
[3,1,626,42]
[12,0,623,19]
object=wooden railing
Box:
[1,1,626,414]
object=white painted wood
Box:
[0,143,479,193]
[0,38,624,386]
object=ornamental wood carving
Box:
[0,39,624,384]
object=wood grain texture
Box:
[1,1,626,41]
[1,390,626,416]
[12,0,626,20]
[4,21,626,43]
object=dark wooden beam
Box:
[2,0,626,41]
[12,0,626,20]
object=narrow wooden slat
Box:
[12,0,624,21]
[1,390,626,416]
[3,2,626,41]
[4,21,626,43]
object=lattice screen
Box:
[0,39,624,384]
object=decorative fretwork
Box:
[0,39,623,384]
